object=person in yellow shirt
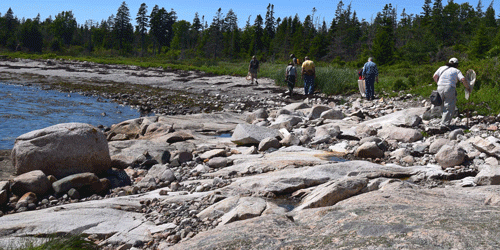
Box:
[301,56,315,96]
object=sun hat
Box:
[449,58,458,64]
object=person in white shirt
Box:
[433,57,471,127]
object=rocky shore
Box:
[1,59,500,249]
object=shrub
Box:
[392,79,408,91]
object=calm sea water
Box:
[0,82,141,150]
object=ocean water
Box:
[0,82,141,150]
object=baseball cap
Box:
[449,58,458,64]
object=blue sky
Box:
[0,0,493,28]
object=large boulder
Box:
[269,115,302,130]
[207,157,228,169]
[245,108,269,124]
[11,123,111,179]
[136,164,176,189]
[429,138,452,154]
[355,142,384,159]
[469,136,500,158]
[108,140,170,168]
[10,170,51,197]
[307,105,331,120]
[107,118,143,140]
[474,165,500,185]
[52,172,106,196]
[435,145,466,169]
[258,137,280,151]
[199,149,226,161]
[231,124,281,146]
[377,125,423,143]
[320,109,344,120]
[295,177,368,210]
[164,131,194,143]
[283,102,310,111]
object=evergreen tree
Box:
[114,1,133,51]
[441,1,461,46]
[372,4,395,65]
[431,0,445,44]
[171,20,191,50]
[51,11,77,45]
[223,9,239,58]
[190,12,202,49]
[136,3,149,55]
[251,14,264,55]
[471,23,491,58]
[20,18,43,52]
[483,1,496,28]
[149,6,176,53]
[264,3,275,50]
[204,8,224,59]
[476,0,484,18]
[421,0,432,26]
[149,5,162,54]
[163,9,177,49]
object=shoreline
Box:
[0,58,298,116]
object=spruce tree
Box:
[136,3,149,55]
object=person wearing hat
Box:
[361,57,379,100]
[433,57,471,127]
[248,55,259,84]
[301,56,315,96]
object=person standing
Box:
[301,56,315,96]
[248,56,259,84]
[285,61,297,96]
[290,54,299,66]
[362,57,379,100]
[433,57,470,127]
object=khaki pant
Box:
[437,85,457,126]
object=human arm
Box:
[460,77,471,92]
[433,74,439,83]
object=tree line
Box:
[0,0,499,66]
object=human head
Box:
[368,57,373,62]
[252,55,256,59]
[288,61,293,66]
[305,56,310,61]
[290,54,295,59]
[447,57,459,68]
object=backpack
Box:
[250,59,259,69]
[430,90,442,106]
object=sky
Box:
[0,0,494,29]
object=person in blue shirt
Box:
[362,57,379,100]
